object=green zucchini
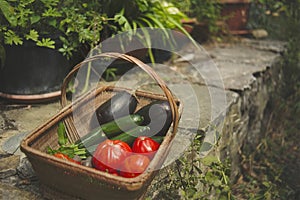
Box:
[102,114,144,137]
[75,114,144,148]
[75,128,106,149]
[111,126,150,146]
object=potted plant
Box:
[169,0,223,42]
[0,0,104,101]
[0,0,193,101]
[99,0,193,62]
[219,0,252,35]
[78,0,195,87]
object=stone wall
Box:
[220,56,283,182]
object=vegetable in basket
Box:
[53,153,81,164]
[48,97,171,176]
[75,114,144,148]
[47,122,89,160]
[91,134,162,178]
[92,139,132,174]
[87,131,164,156]
[110,126,151,146]
[119,154,151,178]
[132,136,160,159]
[135,100,173,136]
[90,91,138,129]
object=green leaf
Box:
[205,171,219,183]
[139,17,155,28]
[0,0,16,26]
[200,142,213,153]
[105,68,117,81]
[42,7,61,17]
[213,179,222,187]
[262,181,271,188]
[36,38,55,49]
[167,17,199,48]
[57,122,67,146]
[132,21,138,34]
[201,155,219,166]
[186,187,197,198]
[136,24,155,63]
[40,0,59,7]
[20,0,35,7]
[58,44,74,59]
[47,146,55,155]
[114,9,132,32]
[25,29,39,41]
[48,19,57,27]
[4,30,23,45]
[30,15,41,24]
[145,13,169,38]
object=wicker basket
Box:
[20,52,183,200]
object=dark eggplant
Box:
[90,91,138,129]
[135,100,173,136]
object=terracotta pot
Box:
[220,0,251,35]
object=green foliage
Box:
[149,130,235,200]
[104,68,117,81]
[99,0,194,63]
[189,0,221,35]
[37,38,55,49]
[100,0,187,31]
[0,0,193,67]
[0,0,105,59]
[47,122,88,159]
[247,0,287,39]
[233,135,295,199]
[168,0,222,37]
[281,0,300,96]
[247,0,300,94]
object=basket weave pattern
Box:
[21,52,182,200]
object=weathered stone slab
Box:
[0,155,20,179]
[0,182,40,200]
[1,102,60,133]
[2,132,28,154]
[0,114,5,134]
[17,157,36,180]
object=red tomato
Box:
[132,136,160,159]
[92,139,132,174]
[119,154,150,178]
[53,153,80,164]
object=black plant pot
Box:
[0,41,84,102]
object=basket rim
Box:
[20,87,183,191]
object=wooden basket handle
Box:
[61,52,179,134]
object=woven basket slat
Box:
[21,52,183,199]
